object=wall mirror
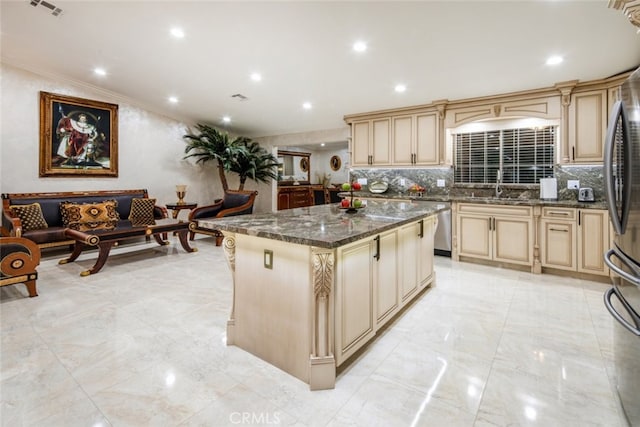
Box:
[277,150,311,185]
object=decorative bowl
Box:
[369,181,389,194]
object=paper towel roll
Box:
[539,178,557,200]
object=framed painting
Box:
[39,91,118,177]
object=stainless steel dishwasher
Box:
[434,202,451,257]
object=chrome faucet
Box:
[495,169,503,198]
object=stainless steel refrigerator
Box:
[603,65,640,427]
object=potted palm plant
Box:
[183,124,278,191]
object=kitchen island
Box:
[197,199,448,390]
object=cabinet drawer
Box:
[457,203,532,218]
[542,207,576,220]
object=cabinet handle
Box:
[419,219,424,238]
[572,146,575,161]
[489,217,493,231]
[548,211,570,216]
[369,155,372,165]
[549,228,569,232]
[578,211,581,226]
[373,235,380,261]
[412,153,416,164]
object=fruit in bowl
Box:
[408,184,426,192]
[341,198,351,208]
[353,199,363,208]
[341,182,351,191]
[352,182,362,191]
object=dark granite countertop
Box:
[351,192,607,210]
[197,199,449,249]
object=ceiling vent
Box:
[29,0,63,16]
[231,94,249,101]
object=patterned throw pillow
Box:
[9,203,48,231]
[60,200,120,231]
[128,198,156,223]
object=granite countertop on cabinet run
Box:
[197,199,449,249]
[353,192,607,210]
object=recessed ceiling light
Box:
[168,96,179,104]
[94,68,106,76]
[321,143,325,147]
[250,72,262,82]
[353,41,367,52]
[395,84,407,93]
[170,27,185,39]
[546,55,563,66]
[222,116,231,123]
[302,102,312,110]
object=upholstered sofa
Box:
[1,189,167,249]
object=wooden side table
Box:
[166,202,197,219]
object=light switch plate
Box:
[567,180,579,190]
[437,179,445,187]
[400,178,406,186]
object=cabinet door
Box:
[375,231,399,326]
[371,118,391,165]
[493,216,532,265]
[351,121,371,167]
[398,222,420,302]
[392,116,413,165]
[568,90,608,163]
[457,214,491,260]
[418,217,435,287]
[415,112,439,165]
[277,191,290,210]
[577,209,609,275]
[540,219,576,271]
[335,238,375,364]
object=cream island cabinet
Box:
[197,199,446,390]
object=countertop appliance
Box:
[434,202,451,257]
[578,187,594,202]
[539,177,557,200]
[603,65,640,427]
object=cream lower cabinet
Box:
[335,217,436,365]
[456,203,533,268]
[539,207,609,276]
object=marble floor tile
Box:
[0,237,628,427]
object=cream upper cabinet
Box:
[351,119,391,167]
[539,207,609,276]
[445,95,561,128]
[567,89,608,163]
[456,203,533,268]
[392,113,439,166]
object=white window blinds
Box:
[454,126,556,184]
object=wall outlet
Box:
[357,178,367,185]
[437,179,445,187]
[567,180,580,190]
[400,178,406,186]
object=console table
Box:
[60,218,197,276]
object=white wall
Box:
[0,64,273,212]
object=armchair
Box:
[188,190,258,245]
[1,236,41,297]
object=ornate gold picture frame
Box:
[39,91,118,177]
[330,155,342,171]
